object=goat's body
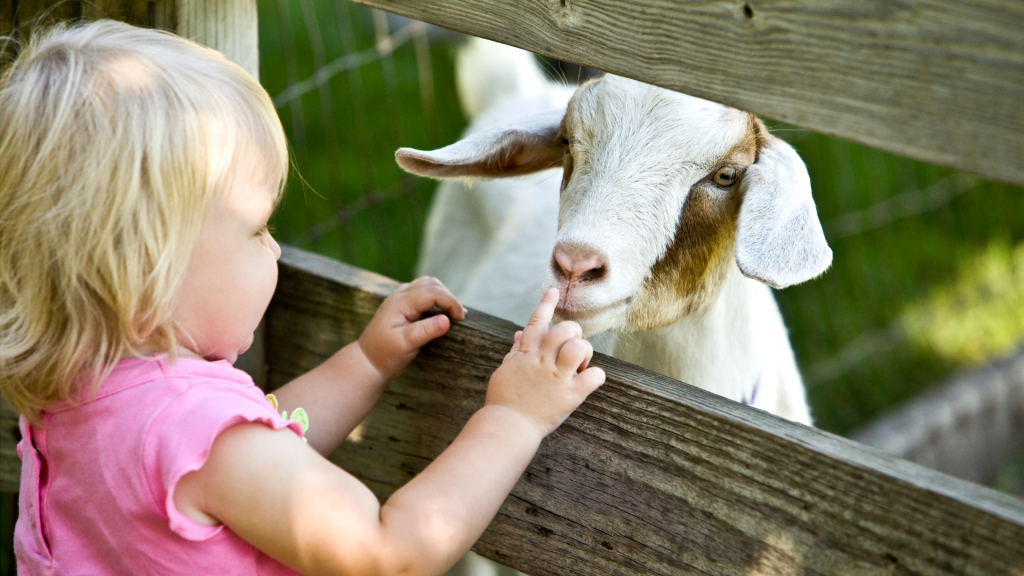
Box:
[614,264,810,423]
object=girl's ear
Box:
[395,109,565,179]
[735,135,832,289]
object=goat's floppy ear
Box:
[735,135,832,289]
[396,109,565,179]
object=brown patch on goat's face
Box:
[624,118,762,332]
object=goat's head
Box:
[397,76,831,336]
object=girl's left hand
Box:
[358,276,466,379]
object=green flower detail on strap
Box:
[288,407,309,433]
[265,393,310,443]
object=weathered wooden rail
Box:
[264,246,1024,576]
[353,0,1024,188]
[853,347,1024,488]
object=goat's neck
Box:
[614,263,776,402]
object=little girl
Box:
[0,21,605,575]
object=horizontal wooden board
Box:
[352,0,1024,188]
[852,347,1024,487]
[266,245,1024,576]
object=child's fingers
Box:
[541,321,582,361]
[578,355,591,372]
[400,279,466,320]
[403,314,451,349]
[519,288,559,352]
[574,366,606,396]
[555,337,592,374]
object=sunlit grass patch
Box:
[902,239,1024,366]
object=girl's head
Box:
[0,20,288,422]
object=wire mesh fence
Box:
[260,0,1024,442]
[259,0,465,280]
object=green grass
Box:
[259,1,1024,437]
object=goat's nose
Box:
[553,247,607,284]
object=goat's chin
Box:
[553,300,628,338]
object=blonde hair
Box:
[0,20,288,423]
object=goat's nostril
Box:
[579,265,607,283]
[553,248,607,284]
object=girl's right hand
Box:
[485,288,606,437]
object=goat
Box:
[405,38,830,425]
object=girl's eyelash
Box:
[258,224,275,236]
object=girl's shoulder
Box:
[115,356,299,451]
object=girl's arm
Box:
[176,289,604,576]
[269,277,465,454]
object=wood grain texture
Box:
[267,245,1024,576]
[80,0,153,27]
[352,0,1024,188]
[172,0,258,79]
[0,1,257,78]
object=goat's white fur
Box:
[405,39,829,425]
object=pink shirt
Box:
[15,356,304,575]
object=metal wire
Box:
[270,4,437,273]
[270,22,417,110]
[824,173,979,240]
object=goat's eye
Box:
[712,167,738,187]
[561,152,575,191]
[561,136,570,147]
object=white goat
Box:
[406,39,830,425]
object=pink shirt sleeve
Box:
[142,381,304,541]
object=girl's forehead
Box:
[226,141,286,199]
[217,178,279,223]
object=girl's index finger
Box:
[519,288,558,351]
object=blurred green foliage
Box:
[258,0,466,279]
[773,128,1024,434]
[259,1,1024,437]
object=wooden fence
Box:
[265,246,1024,575]
[3,0,1024,574]
[350,0,1024,188]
